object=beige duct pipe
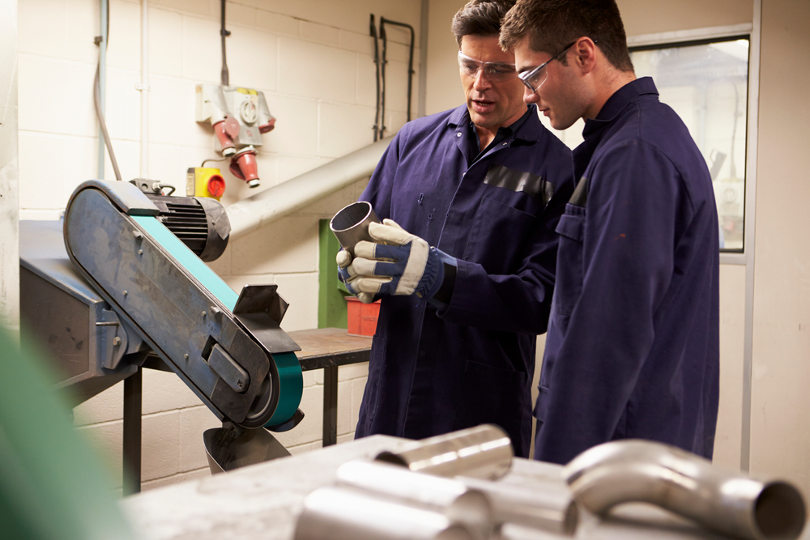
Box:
[564,439,807,540]
[226,137,392,239]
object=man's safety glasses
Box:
[518,41,576,94]
[457,51,517,80]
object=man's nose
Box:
[473,70,491,90]
[523,86,539,104]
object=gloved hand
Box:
[336,248,376,304]
[347,219,456,301]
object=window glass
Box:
[630,38,750,251]
[538,37,750,251]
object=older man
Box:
[339,0,574,456]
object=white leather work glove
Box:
[336,248,377,304]
[347,219,456,301]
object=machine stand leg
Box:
[323,366,338,446]
[123,367,143,495]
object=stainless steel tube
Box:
[293,485,477,540]
[375,425,513,480]
[564,439,807,540]
[336,460,494,539]
[460,476,578,535]
[330,201,379,255]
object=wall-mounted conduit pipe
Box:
[219,0,230,86]
[378,16,415,138]
[139,0,149,178]
[369,14,381,142]
[565,440,806,540]
[226,137,392,239]
[93,0,122,181]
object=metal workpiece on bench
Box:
[375,424,514,480]
[61,180,302,429]
[336,460,494,539]
[564,439,807,540]
[294,485,478,540]
[459,475,578,536]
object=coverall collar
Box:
[573,77,658,182]
[448,104,540,141]
[582,76,658,140]
[449,104,543,164]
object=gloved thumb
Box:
[368,219,413,246]
[336,249,352,268]
[381,218,404,230]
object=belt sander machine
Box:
[21,180,303,440]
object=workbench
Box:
[288,327,372,446]
[121,435,737,540]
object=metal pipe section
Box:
[564,439,807,540]
[293,485,477,540]
[330,201,379,255]
[226,137,392,239]
[375,424,513,480]
[460,476,578,536]
[336,460,493,539]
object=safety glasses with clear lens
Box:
[457,51,517,80]
[518,41,577,93]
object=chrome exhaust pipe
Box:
[375,424,513,480]
[564,440,806,540]
[293,485,479,540]
[336,460,494,539]
[460,475,578,536]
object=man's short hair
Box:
[451,0,517,46]
[500,0,634,72]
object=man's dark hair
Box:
[451,0,517,46]
[500,0,634,72]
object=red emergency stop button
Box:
[207,174,226,198]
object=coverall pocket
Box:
[465,193,535,272]
[553,204,585,318]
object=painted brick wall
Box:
[18,0,421,491]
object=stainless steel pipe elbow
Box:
[564,440,806,540]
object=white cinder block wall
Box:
[18,0,422,491]
[19,0,810,503]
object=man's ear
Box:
[574,37,598,74]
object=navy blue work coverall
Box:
[355,104,574,457]
[534,78,720,464]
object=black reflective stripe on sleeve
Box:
[483,164,553,204]
[569,176,590,207]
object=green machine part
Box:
[318,218,349,329]
[0,329,135,540]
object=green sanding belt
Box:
[133,215,302,426]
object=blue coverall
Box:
[355,104,574,457]
[534,77,720,464]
